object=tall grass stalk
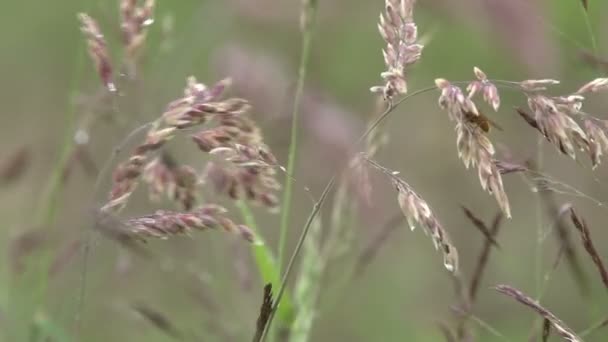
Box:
[277,0,319,274]
[289,216,323,342]
[261,85,441,342]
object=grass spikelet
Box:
[495,285,583,342]
[569,208,608,290]
[371,0,423,99]
[120,0,156,76]
[77,13,115,92]
[467,67,500,111]
[364,156,458,272]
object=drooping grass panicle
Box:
[124,205,255,243]
[526,94,589,160]
[101,76,261,212]
[569,208,608,290]
[495,285,583,342]
[363,155,458,272]
[516,77,608,167]
[119,0,156,76]
[435,72,511,218]
[371,0,423,99]
[78,13,115,92]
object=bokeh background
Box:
[1,0,608,341]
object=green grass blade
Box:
[237,202,294,326]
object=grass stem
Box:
[277,1,318,274]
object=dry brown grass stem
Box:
[468,211,503,302]
[495,285,582,342]
[569,208,608,290]
[529,168,589,295]
[437,321,457,342]
[354,212,404,276]
[132,303,184,340]
[252,284,274,342]
[461,206,501,249]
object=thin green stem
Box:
[579,3,598,56]
[579,316,608,337]
[35,41,88,227]
[277,2,318,274]
[260,176,335,342]
[468,314,512,342]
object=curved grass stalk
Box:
[260,84,441,342]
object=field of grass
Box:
[1,1,608,341]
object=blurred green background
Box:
[1,0,608,341]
